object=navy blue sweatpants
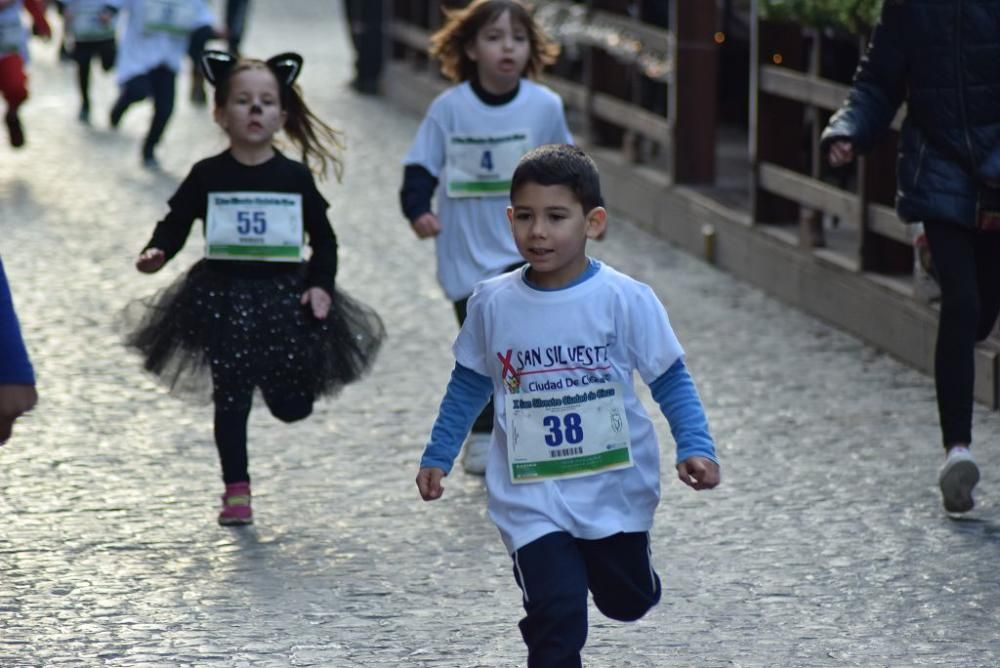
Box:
[511,531,662,668]
[110,65,176,161]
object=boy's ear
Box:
[585,207,607,239]
[201,50,236,86]
[506,205,515,224]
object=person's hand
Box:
[416,467,447,500]
[136,248,166,273]
[300,286,332,319]
[676,456,720,490]
[411,212,441,239]
[0,384,38,444]
[828,139,855,167]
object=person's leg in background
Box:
[344,0,382,94]
[453,295,493,474]
[187,24,215,105]
[73,42,96,122]
[225,0,251,56]
[923,220,988,512]
[110,70,151,129]
[0,53,29,147]
[141,65,176,167]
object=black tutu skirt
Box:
[122,260,385,409]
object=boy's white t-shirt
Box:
[455,263,684,553]
[112,0,215,83]
[403,80,573,301]
[64,0,117,41]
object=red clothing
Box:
[0,52,26,107]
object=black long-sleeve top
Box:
[145,150,338,294]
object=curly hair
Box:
[429,0,560,83]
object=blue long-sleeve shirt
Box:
[0,257,35,385]
[421,358,717,474]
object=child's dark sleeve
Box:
[649,359,718,466]
[145,169,202,261]
[399,164,438,223]
[420,363,493,473]
[302,176,337,294]
[0,257,35,385]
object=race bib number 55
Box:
[205,192,304,262]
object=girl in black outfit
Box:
[124,51,384,526]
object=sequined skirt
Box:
[122,260,385,407]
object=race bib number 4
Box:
[446,131,531,198]
[144,0,198,34]
[504,383,633,483]
[205,192,304,262]
[71,7,115,42]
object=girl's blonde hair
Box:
[214,60,346,181]
[430,0,560,83]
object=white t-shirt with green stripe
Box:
[403,80,572,301]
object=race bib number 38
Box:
[446,131,531,198]
[504,383,633,484]
[205,192,304,262]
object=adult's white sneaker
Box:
[938,447,979,513]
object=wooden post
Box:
[750,12,805,225]
[589,0,631,148]
[800,28,825,248]
[671,0,718,184]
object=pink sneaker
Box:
[218,482,253,526]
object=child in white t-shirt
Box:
[400,0,571,474]
[416,144,720,667]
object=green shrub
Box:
[760,0,884,34]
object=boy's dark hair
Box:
[510,144,604,212]
[430,0,560,83]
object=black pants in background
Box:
[923,220,1000,448]
[110,65,176,160]
[225,0,251,54]
[72,39,116,111]
[343,0,382,92]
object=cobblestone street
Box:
[1,2,999,666]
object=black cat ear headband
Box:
[200,50,304,88]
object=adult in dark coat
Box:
[821,0,1000,514]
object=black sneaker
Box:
[5,109,24,148]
